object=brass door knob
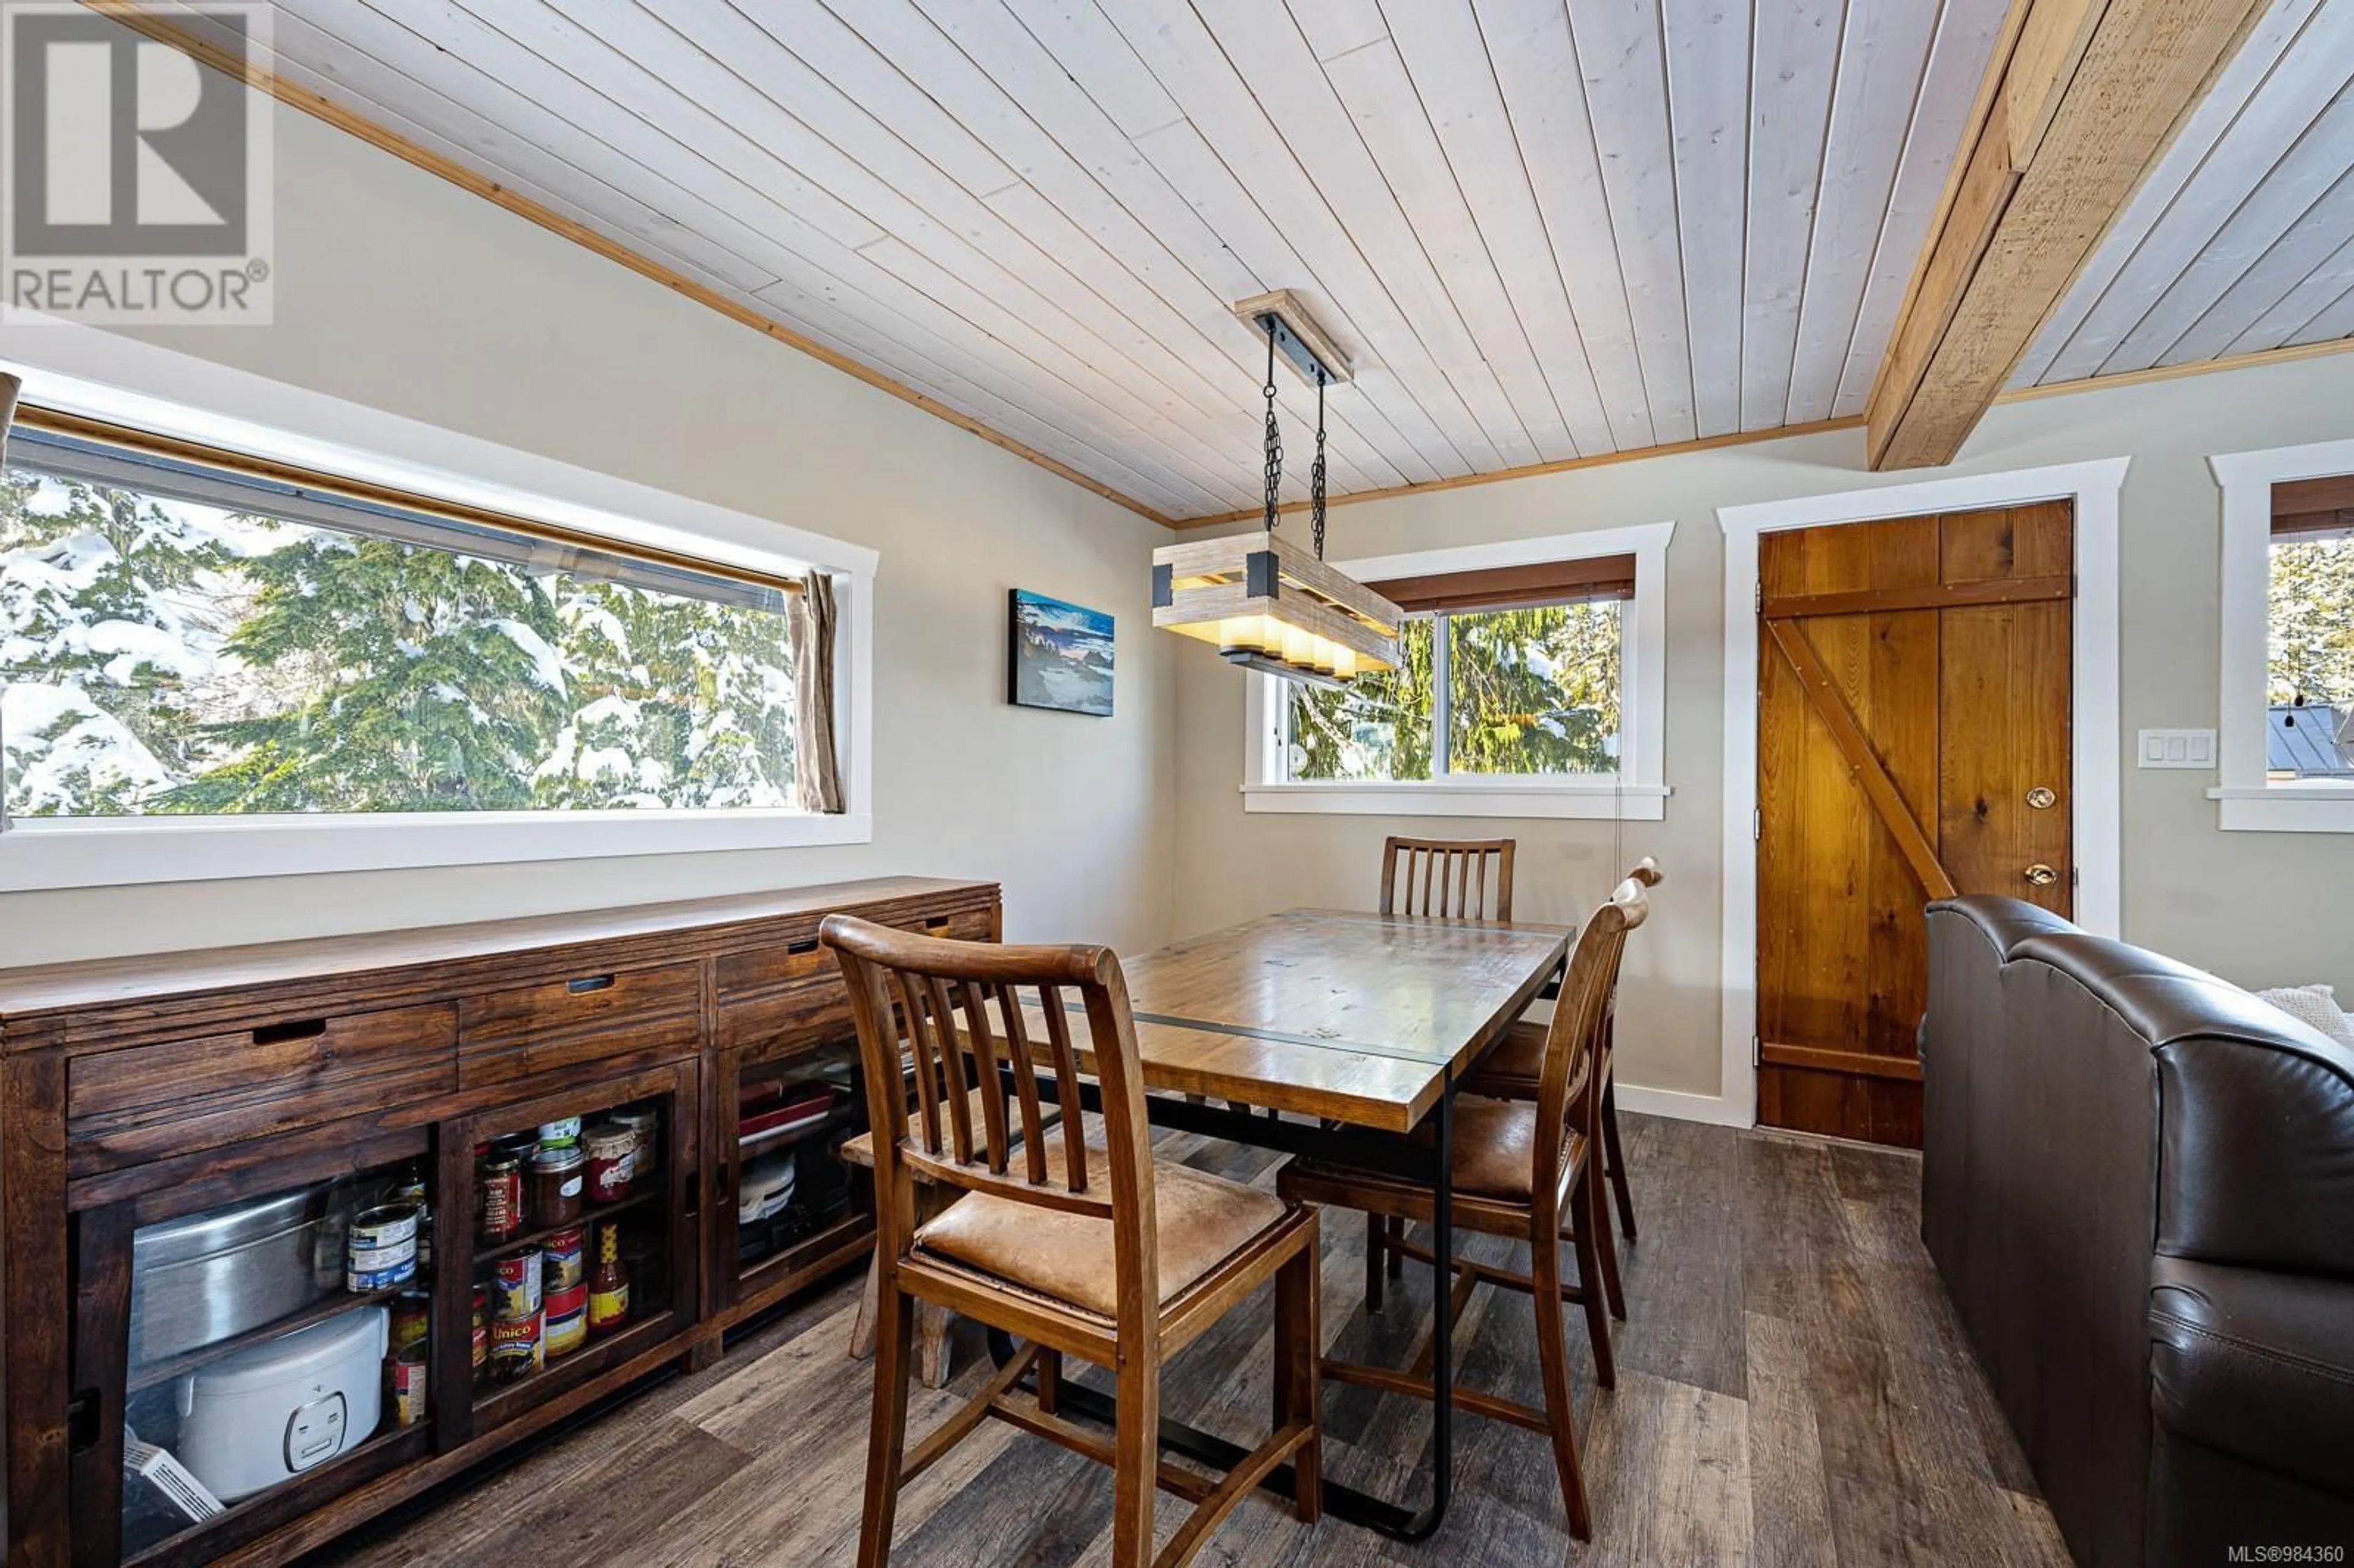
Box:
[2026,786,2057,810]
[2024,864,2059,887]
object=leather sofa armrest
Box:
[2149,1256,2354,1498]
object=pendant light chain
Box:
[1149,296,1400,690]
[1311,367,1328,561]
[1260,325,1284,533]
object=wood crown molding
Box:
[1862,0,2271,471]
[1173,417,1870,528]
[90,3,2348,533]
[1166,334,2352,529]
[80,1,1179,529]
[1990,330,2354,405]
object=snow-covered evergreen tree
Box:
[4,460,799,818]
[166,533,569,813]
[1,471,237,815]
[534,578,794,809]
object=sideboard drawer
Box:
[66,1004,459,1175]
[716,932,828,995]
[460,962,701,1087]
[716,976,848,1058]
[903,907,996,942]
[712,907,992,1059]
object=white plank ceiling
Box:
[2014,0,2354,389]
[173,0,2350,519]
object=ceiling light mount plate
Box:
[1232,289,1350,387]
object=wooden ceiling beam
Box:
[1865,0,2270,471]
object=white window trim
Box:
[1240,521,1674,821]
[0,317,876,892]
[2208,436,2354,833]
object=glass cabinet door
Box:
[726,1038,866,1301]
[102,1151,440,1567]
[453,1062,698,1436]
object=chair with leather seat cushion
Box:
[1277,877,1646,1540]
[1463,858,1662,1321]
[825,915,1321,1568]
[842,1086,1101,1387]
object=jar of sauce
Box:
[584,1124,635,1204]
[612,1108,658,1179]
[478,1148,524,1244]
[529,1144,586,1228]
[390,1345,429,1426]
[588,1220,630,1336]
[390,1289,432,1353]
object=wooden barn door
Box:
[1757,502,2074,1146]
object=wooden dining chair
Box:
[841,1081,1091,1389]
[1278,878,1646,1540]
[1365,835,1518,1309]
[1381,834,1516,920]
[824,915,1322,1568]
[1463,859,1661,1319]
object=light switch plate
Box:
[2137,728,2217,769]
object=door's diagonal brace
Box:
[1766,617,1959,901]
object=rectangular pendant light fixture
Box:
[1151,530,1401,687]
[1154,292,1399,687]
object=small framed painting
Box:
[1008,589,1115,717]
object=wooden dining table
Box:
[992,906,1572,1541]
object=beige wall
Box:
[1172,351,2354,1103]
[8,67,2350,1119]
[0,97,1178,964]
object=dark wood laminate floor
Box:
[304,1115,2068,1567]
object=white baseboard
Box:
[1612,1083,1753,1128]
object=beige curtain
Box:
[790,571,844,813]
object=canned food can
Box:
[389,1290,432,1352]
[543,1284,589,1360]
[492,1249,543,1320]
[488,1311,542,1383]
[348,1204,420,1291]
[541,1227,586,1293]
[471,1289,489,1384]
[390,1345,429,1426]
[351,1202,419,1251]
[539,1116,583,1147]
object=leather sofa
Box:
[1922,897,2354,1566]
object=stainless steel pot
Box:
[128,1184,338,1368]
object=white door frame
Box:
[1714,458,2129,1130]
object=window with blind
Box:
[1284,552,1634,784]
[2266,473,2354,782]
[1,416,799,821]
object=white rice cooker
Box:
[175,1304,386,1501]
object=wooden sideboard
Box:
[0,875,1000,1568]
